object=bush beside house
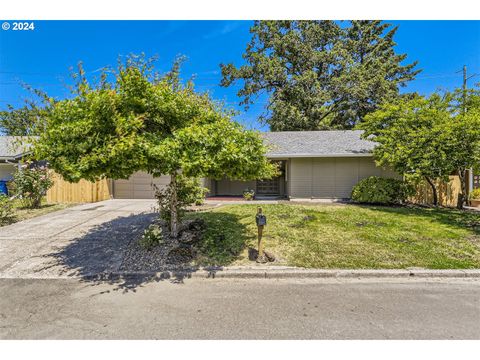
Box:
[351,176,414,205]
[12,163,54,208]
[0,195,14,225]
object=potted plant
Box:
[469,188,480,208]
[243,188,255,201]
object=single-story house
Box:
[0,136,33,181]
[1,131,477,202]
[113,130,400,200]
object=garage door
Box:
[113,171,170,199]
[290,157,399,199]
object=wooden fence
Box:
[46,172,112,203]
[410,176,461,208]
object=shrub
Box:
[243,189,255,201]
[469,188,480,200]
[0,195,15,225]
[154,175,209,227]
[139,224,164,250]
[13,162,54,208]
[351,176,414,205]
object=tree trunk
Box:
[457,169,467,210]
[425,177,438,206]
[170,171,179,238]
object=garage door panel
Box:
[114,190,133,198]
[133,190,156,199]
[114,171,170,199]
[152,177,170,185]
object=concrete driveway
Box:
[0,200,157,278]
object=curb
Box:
[3,268,480,281]
[79,268,480,281]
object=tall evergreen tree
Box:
[221,20,420,130]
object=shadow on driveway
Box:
[47,211,230,292]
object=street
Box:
[1,277,479,339]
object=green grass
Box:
[186,203,480,269]
[1,200,75,226]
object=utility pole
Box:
[458,65,477,114]
[462,65,467,114]
[456,65,478,206]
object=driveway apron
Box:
[0,200,157,278]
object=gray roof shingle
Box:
[0,136,35,160]
[262,130,375,158]
[1,132,375,160]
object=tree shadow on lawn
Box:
[358,204,480,235]
[47,210,250,293]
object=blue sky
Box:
[1,20,479,130]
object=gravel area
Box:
[119,219,205,272]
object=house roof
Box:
[0,136,35,161]
[262,130,376,158]
[0,131,375,161]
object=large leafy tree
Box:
[34,55,277,236]
[221,20,420,130]
[0,87,49,136]
[358,94,453,206]
[441,89,480,208]
[359,89,480,208]
[0,102,45,136]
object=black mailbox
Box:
[256,213,267,226]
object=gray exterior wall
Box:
[0,163,16,181]
[109,157,399,200]
[288,156,400,199]
[214,179,256,196]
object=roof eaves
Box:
[267,153,373,158]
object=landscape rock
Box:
[179,231,199,245]
[166,245,195,264]
[182,218,206,232]
[264,250,276,262]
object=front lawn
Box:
[187,203,480,269]
[1,200,75,226]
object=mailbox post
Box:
[255,207,267,263]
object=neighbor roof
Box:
[0,136,35,161]
[262,130,376,158]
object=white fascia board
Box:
[267,153,373,159]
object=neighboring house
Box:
[113,130,400,199]
[0,136,33,181]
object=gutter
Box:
[267,153,373,159]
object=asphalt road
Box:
[0,277,479,339]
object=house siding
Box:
[0,163,16,180]
[215,178,256,196]
[289,158,313,198]
[289,157,400,199]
